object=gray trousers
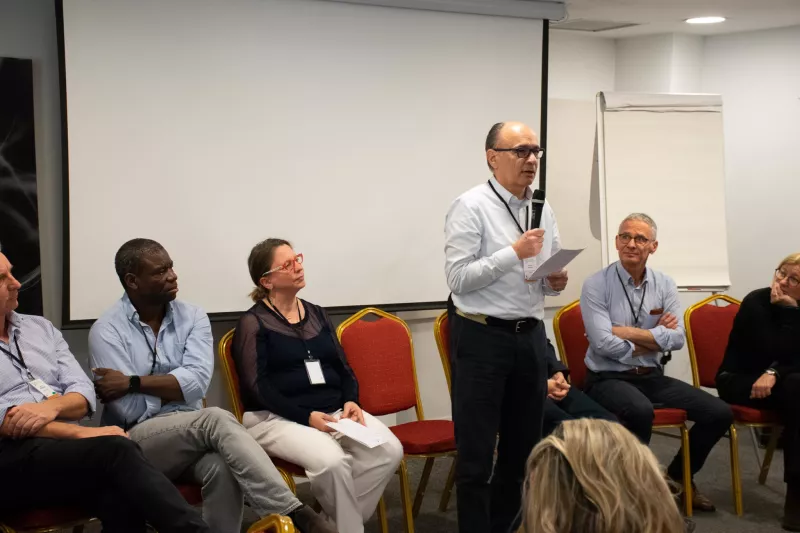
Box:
[129,407,301,533]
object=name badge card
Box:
[305,359,326,385]
[29,378,58,399]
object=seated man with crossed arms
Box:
[0,251,209,532]
[580,213,733,512]
[89,238,334,533]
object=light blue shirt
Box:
[581,262,685,372]
[444,176,562,320]
[88,294,213,428]
[0,312,95,426]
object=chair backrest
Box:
[218,329,245,423]
[553,300,590,389]
[684,294,741,388]
[433,311,452,394]
[336,307,423,419]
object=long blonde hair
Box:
[519,419,684,533]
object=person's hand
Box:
[92,368,131,403]
[512,229,545,260]
[309,411,337,433]
[77,425,129,439]
[5,402,60,439]
[771,282,799,308]
[547,372,570,401]
[657,313,679,330]
[751,373,777,399]
[546,269,568,292]
[342,401,365,426]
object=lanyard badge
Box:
[0,335,58,399]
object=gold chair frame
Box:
[685,293,782,516]
[246,514,296,533]
[338,307,457,533]
[554,300,693,516]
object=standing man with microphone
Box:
[444,121,568,533]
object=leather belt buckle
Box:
[515,320,525,333]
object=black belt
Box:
[455,308,540,333]
[485,316,539,332]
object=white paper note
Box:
[326,418,388,449]
[525,248,585,281]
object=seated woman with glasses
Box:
[231,238,404,533]
[716,253,800,531]
[518,418,686,533]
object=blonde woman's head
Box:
[774,253,800,302]
[519,419,684,533]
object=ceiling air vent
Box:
[551,19,640,32]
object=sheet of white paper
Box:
[525,248,584,281]
[326,418,387,449]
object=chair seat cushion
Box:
[653,408,688,426]
[272,457,306,477]
[391,419,456,455]
[3,508,91,529]
[731,404,780,424]
[176,483,204,506]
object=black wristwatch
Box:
[129,375,141,393]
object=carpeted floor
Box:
[64,429,790,532]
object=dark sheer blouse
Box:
[717,287,800,379]
[232,299,359,426]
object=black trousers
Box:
[542,386,618,436]
[0,435,209,533]
[717,372,800,483]
[449,311,547,533]
[585,369,733,480]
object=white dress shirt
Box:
[444,176,562,320]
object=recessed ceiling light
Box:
[685,16,726,24]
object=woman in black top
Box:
[232,238,403,533]
[716,253,800,530]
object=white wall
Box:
[615,34,674,92]
[702,25,800,299]
[549,30,616,100]
[670,34,703,93]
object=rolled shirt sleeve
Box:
[0,404,12,429]
[168,309,213,405]
[648,276,686,352]
[580,274,635,361]
[445,197,520,295]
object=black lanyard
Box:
[487,180,530,235]
[138,324,159,375]
[616,266,647,325]
[267,297,313,359]
[0,334,33,379]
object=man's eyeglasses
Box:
[775,268,800,288]
[493,146,545,160]
[617,233,652,246]
[262,253,304,277]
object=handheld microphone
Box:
[531,189,546,229]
